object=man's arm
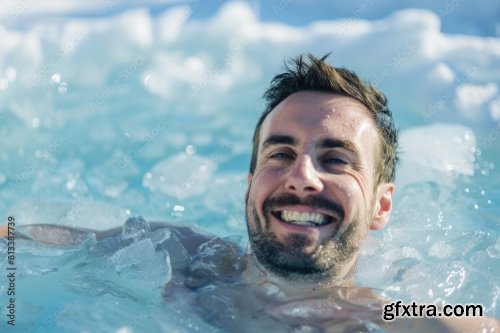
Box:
[0,222,214,254]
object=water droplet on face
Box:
[58,82,68,94]
[186,145,196,155]
[50,73,61,85]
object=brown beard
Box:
[245,194,369,283]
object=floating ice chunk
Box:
[157,6,192,42]
[149,227,171,247]
[117,250,172,290]
[121,216,151,241]
[156,232,189,268]
[470,250,500,278]
[185,237,245,288]
[488,238,500,258]
[104,180,128,198]
[381,246,422,262]
[489,97,500,121]
[24,266,58,276]
[91,236,133,256]
[143,153,217,199]
[382,261,468,303]
[428,240,454,259]
[454,83,498,119]
[109,238,155,271]
[164,252,172,285]
[397,124,476,188]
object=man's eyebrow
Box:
[261,135,296,150]
[318,138,358,154]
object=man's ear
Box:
[370,183,395,231]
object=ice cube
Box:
[397,124,476,188]
[118,250,173,290]
[185,237,245,288]
[91,236,133,256]
[155,232,189,268]
[24,266,59,276]
[142,153,217,199]
[121,216,151,241]
[148,227,171,247]
[109,238,155,271]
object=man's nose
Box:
[284,155,324,196]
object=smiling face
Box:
[245,91,394,284]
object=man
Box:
[244,53,396,289]
[1,54,498,332]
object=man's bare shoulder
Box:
[0,221,214,254]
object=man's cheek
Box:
[335,180,359,209]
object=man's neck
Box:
[241,252,357,299]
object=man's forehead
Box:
[260,91,376,144]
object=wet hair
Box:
[249,53,398,185]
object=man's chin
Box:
[250,233,335,281]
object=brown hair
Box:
[249,53,398,184]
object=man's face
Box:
[245,91,393,283]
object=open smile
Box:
[271,208,338,227]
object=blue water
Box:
[1,1,499,332]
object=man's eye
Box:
[324,158,348,165]
[270,152,291,159]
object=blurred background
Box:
[0,0,499,323]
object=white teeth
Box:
[280,210,329,226]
